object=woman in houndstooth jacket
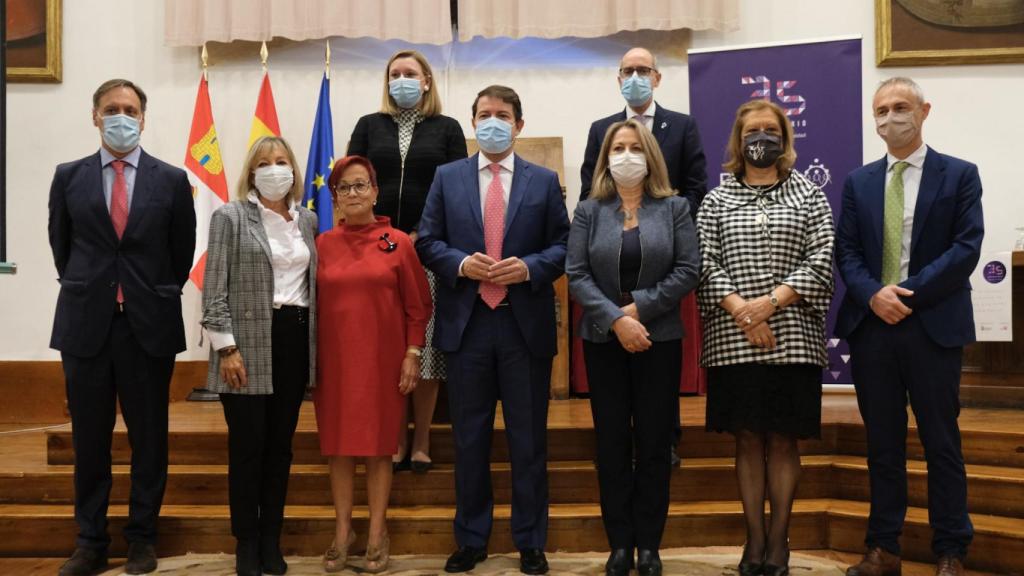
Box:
[697,100,834,576]
[201,136,318,576]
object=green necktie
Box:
[882,160,909,285]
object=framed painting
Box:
[876,0,1024,66]
[5,0,62,82]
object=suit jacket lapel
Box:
[245,201,274,265]
[652,103,670,148]
[87,152,120,245]
[910,148,945,253]
[866,157,887,257]
[505,155,531,237]
[462,154,484,234]
[122,149,153,240]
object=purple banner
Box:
[688,37,862,384]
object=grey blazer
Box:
[567,194,700,343]
[201,199,318,394]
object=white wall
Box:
[3,0,1022,360]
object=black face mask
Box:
[742,131,783,168]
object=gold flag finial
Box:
[325,40,331,79]
[201,43,209,81]
[260,41,269,72]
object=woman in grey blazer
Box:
[201,136,318,576]
[567,119,700,576]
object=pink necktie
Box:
[480,163,507,309]
[110,160,128,304]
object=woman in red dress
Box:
[314,155,432,572]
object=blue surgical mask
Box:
[620,73,652,108]
[389,77,423,109]
[475,117,514,155]
[101,114,141,153]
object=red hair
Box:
[328,155,378,201]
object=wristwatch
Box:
[406,346,423,357]
[769,291,780,310]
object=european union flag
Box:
[303,73,334,233]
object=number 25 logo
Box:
[741,76,806,117]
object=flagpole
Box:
[260,41,269,73]
[201,43,209,82]
[325,39,331,80]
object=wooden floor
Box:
[2,395,1024,573]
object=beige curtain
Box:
[165,0,453,46]
[456,0,738,41]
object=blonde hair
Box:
[235,136,305,203]
[723,100,796,176]
[590,120,675,201]
[380,50,442,117]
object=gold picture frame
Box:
[876,0,1024,66]
[5,0,62,83]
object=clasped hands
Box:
[612,302,651,354]
[870,284,914,325]
[462,252,529,285]
[725,294,777,349]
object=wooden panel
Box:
[0,361,207,424]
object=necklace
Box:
[743,178,779,193]
[622,205,640,221]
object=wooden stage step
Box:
[1,500,1020,574]
[6,456,1024,520]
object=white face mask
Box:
[875,110,919,149]
[608,151,648,188]
[253,165,294,202]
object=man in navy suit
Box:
[580,47,708,466]
[417,85,569,575]
[836,77,982,576]
[48,79,196,576]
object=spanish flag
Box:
[185,75,230,290]
[248,72,281,148]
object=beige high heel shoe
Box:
[322,530,356,573]
[364,533,391,573]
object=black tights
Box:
[735,429,800,566]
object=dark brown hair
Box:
[472,85,522,121]
[92,79,148,112]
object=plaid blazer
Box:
[697,171,834,367]
[201,199,318,394]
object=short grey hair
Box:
[876,77,925,104]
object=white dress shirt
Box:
[885,142,927,282]
[629,101,656,131]
[458,152,523,278]
[209,193,311,350]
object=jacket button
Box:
[109,281,116,287]
[245,311,252,319]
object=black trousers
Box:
[447,301,551,551]
[584,338,681,550]
[62,309,174,550]
[220,306,309,541]
[849,314,973,558]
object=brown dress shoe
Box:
[846,547,901,576]
[935,556,964,576]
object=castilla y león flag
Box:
[185,75,230,290]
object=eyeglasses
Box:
[378,233,397,253]
[619,66,657,78]
[334,181,372,195]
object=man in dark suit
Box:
[836,77,982,576]
[580,47,708,466]
[417,85,569,575]
[48,79,196,576]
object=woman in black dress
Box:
[697,100,835,576]
[348,49,467,473]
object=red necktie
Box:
[480,163,507,308]
[110,160,128,304]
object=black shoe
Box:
[445,546,488,573]
[605,548,634,576]
[59,547,108,576]
[411,458,433,474]
[739,545,764,576]
[393,452,411,472]
[124,542,157,575]
[260,535,288,575]
[235,539,261,576]
[520,548,549,575]
[763,552,790,576]
[637,549,663,576]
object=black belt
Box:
[273,305,309,321]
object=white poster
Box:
[971,251,1013,342]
